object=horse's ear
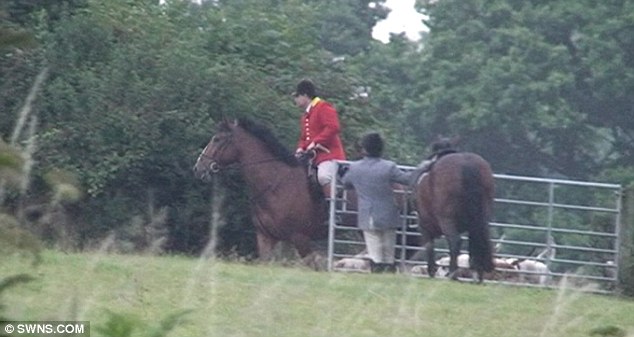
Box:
[218,116,232,131]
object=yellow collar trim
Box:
[310,97,322,107]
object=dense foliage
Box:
[1,0,633,277]
[406,0,634,180]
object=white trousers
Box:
[363,229,397,264]
[317,160,338,186]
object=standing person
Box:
[341,132,410,273]
[293,79,346,198]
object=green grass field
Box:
[1,251,633,337]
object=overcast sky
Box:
[372,0,427,43]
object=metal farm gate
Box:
[326,163,622,293]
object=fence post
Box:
[618,185,634,295]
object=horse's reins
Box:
[199,129,308,206]
[200,152,289,172]
[200,133,298,173]
[199,135,292,173]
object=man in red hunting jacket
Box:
[292,79,346,198]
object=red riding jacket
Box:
[297,97,346,165]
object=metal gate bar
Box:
[327,162,622,293]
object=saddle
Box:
[409,149,458,187]
[297,149,323,200]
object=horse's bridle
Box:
[200,154,222,173]
[198,133,233,173]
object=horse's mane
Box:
[226,117,299,167]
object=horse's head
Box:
[193,120,240,181]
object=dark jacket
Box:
[342,157,410,230]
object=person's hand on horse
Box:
[296,149,316,165]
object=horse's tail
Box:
[462,165,494,273]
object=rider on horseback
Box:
[292,79,346,198]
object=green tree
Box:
[3,0,87,25]
[304,0,389,56]
[4,0,632,260]
[347,35,430,164]
[16,0,378,254]
[409,0,634,180]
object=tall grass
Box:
[1,251,633,337]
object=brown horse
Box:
[193,118,329,261]
[413,144,495,282]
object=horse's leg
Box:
[291,233,326,271]
[290,233,313,258]
[419,229,437,277]
[425,240,437,278]
[446,234,462,281]
[256,232,278,261]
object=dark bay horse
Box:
[413,145,495,282]
[193,118,329,261]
